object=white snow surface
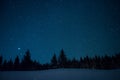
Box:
[0,69,120,80]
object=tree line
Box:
[0,49,120,71]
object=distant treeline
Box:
[0,49,120,71]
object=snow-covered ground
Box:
[0,69,120,80]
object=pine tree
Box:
[114,53,120,68]
[14,55,20,70]
[7,59,13,70]
[21,50,33,70]
[0,55,2,70]
[51,53,57,68]
[0,55,2,65]
[71,57,79,68]
[3,60,7,70]
[58,49,67,68]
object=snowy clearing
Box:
[0,69,120,80]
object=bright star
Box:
[18,48,21,50]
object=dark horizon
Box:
[0,49,120,71]
[0,48,120,64]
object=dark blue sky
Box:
[0,0,120,63]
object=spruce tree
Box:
[51,53,57,68]
[21,50,33,70]
[58,49,67,68]
[0,55,2,70]
[14,55,20,70]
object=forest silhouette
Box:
[0,49,120,71]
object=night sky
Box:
[0,0,120,63]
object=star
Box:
[18,48,21,50]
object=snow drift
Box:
[0,69,120,80]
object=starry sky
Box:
[0,0,120,63]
